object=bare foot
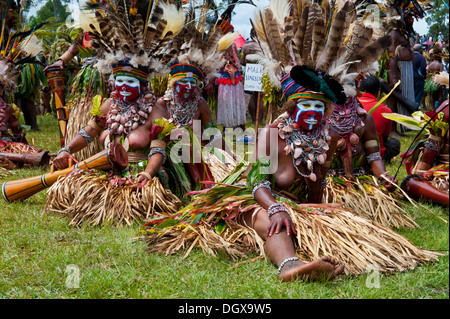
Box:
[278,256,344,282]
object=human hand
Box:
[137,171,152,189]
[52,151,78,170]
[379,173,397,192]
[44,60,64,73]
[267,211,297,237]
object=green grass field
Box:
[0,114,448,300]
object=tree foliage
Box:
[27,0,70,28]
[425,0,449,41]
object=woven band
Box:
[150,139,167,149]
[287,92,330,104]
[87,119,104,134]
[364,139,379,149]
[138,171,152,181]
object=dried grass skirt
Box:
[44,170,182,227]
[141,185,440,276]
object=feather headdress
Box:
[1,13,44,95]
[249,0,392,102]
[161,4,240,88]
[87,1,184,83]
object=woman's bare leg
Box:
[244,209,344,282]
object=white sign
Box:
[244,64,264,92]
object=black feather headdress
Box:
[248,0,392,102]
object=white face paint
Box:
[292,100,326,130]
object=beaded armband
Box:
[252,180,271,199]
[366,151,382,164]
[77,128,94,145]
[424,139,442,152]
[364,139,379,149]
[149,140,167,163]
[148,147,166,163]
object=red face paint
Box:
[291,100,325,131]
[115,76,141,102]
[175,77,197,100]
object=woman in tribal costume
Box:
[154,15,240,194]
[325,84,418,229]
[44,1,186,226]
[1,11,50,169]
[44,0,130,161]
[141,0,440,280]
[391,71,449,206]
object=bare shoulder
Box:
[151,101,169,120]
[197,97,211,112]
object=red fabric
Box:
[358,93,393,158]
[216,74,243,85]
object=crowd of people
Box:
[1,0,449,283]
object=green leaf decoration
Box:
[381,113,422,130]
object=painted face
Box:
[175,77,197,100]
[291,100,325,131]
[115,75,141,102]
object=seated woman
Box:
[1,24,49,169]
[155,21,239,193]
[141,0,439,281]
[45,2,185,226]
[400,72,449,206]
[325,76,417,229]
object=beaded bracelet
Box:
[148,147,167,163]
[278,257,299,274]
[57,146,71,156]
[267,202,289,218]
[252,180,271,199]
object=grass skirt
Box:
[141,185,440,276]
[324,175,418,229]
[44,169,182,227]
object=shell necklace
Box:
[164,89,200,128]
[275,112,331,182]
[107,93,155,137]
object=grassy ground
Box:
[0,114,448,300]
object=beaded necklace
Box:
[164,89,200,128]
[327,97,363,137]
[275,112,331,182]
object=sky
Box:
[26,0,430,39]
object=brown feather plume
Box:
[264,8,283,63]
[310,17,325,64]
[316,8,347,72]
[301,3,322,61]
[344,22,373,63]
[292,4,309,63]
[144,6,164,49]
[346,35,392,74]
